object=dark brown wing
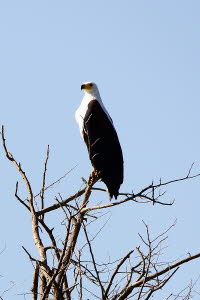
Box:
[83,99,123,198]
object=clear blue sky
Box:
[0,1,200,298]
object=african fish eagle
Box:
[75,82,124,199]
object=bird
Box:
[75,82,124,199]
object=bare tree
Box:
[1,125,200,299]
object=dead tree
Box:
[1,125,200,299]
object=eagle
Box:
[75,82,123,199]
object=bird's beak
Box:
[81,84,85,90]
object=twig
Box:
[105,250,134,298]
[40,145,50,220]
[83,223,105,297]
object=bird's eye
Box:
[89,83,93,87]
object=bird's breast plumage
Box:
[75,96,94,138]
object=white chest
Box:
[75,96,92,136]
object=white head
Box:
[81,81,101,99]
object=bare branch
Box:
[105,250,134,298]
[37,188,86,216]
[31,263,40,300]
[40,145,50,221]
[144,267,179,300]
[117,251,200,299]
[83,222,105,297]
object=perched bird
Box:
[75,82,123,199]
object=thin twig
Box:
[40,145,50,221]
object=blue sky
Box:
[0,1,200,298]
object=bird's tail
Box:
[105,183,120,200]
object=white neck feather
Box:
[83,89,102,103]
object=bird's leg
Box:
[88,169,101,186]
[88,170,94,185]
